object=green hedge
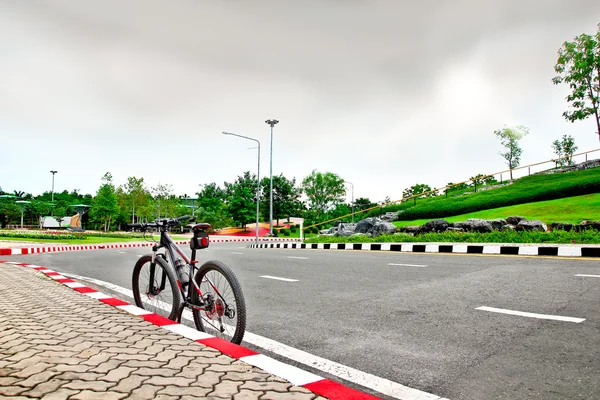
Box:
[397,168,600,221]
[304,229,600,244]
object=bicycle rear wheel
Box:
[132,255,181,320]
[190,260,246,344]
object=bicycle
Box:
[129,215,246,344]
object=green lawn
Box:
[393,193,600,227]
[0,236,159,245]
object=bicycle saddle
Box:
[189,223,211,231]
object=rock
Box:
[516,220,548,232]
[468,219,494,233]
[371,221,397,236]
[355,218,377,234]
[506,216,526,225]
[337,223,357,236]
[534,159,600,175]
[489,218,508,230]
[454,219,493,233]
[502,225,515,231]
[550,222,574,232]
[399,226,420,234]
[579,220,600,231]
[380,212,400,221]
[445,227,464,232]
[419,219,450,233]
[320,227,335,235]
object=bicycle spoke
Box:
[192,263,245,343]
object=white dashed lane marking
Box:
[388,263,427,268]
[476,306,585,323]
[260,275,299,282]
[286,256,308,260]
[575,274,600,278]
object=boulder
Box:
[355,218,377,234]
[381,212,400,221]
[468,219,494,233]
[371,221,397,236]
[506,216,526,225]
[320,227,336,235]
[579,220,600,231]
[419,219,450,233]
[502,224,515,231]
[445,227,464,232]
[489,218,508,230]
[516,220,547,232]
[337,223,357,235]
[454,219,493,233]
[399,225,421,234]
[550,222,574,232]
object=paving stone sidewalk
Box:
[0,263,328,400]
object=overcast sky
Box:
[2,0,600,204]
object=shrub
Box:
[283,230,291,236]
[290,225,297,233]
[304,229,600,244]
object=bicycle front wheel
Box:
[191,260,246,344]
[132,255,181,320]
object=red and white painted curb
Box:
[0,236,300,256]
[0,260,379,400]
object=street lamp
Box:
[222,131,261,244]
[265,119,279,235]
[50,171,58,202]
[345,181,355,223]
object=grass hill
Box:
[360,167,600,223]
[393,193,600,227]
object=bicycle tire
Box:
[132,254,181,321]
[190,260,246,344]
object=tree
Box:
[553,24,600,142]
[152,183,179,219]
[53,206,67,228]
[90,173,120,231]
[301,170,346,220]
[225,172,257,228]
[193,183,232,229]
[470,174,497,192]
[552,134,579,166]
[354,197,376,211]
[30,200,53,228]
[260,174,302,225]
[402,184,435,203]
[123,177,149,224]
[493,125,530,179]
[197,183,227,213]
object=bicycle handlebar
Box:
[127,215,190,231]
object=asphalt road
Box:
[4,243,600,399]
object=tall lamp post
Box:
[50,171,58,202]
[265,119,279,235]
[345,181,355,223]
[222,131,261,244]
